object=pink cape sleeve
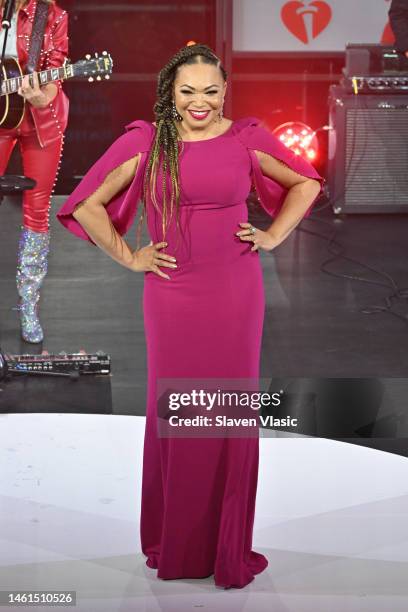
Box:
[56,120,154,244]
[237,117,324,218]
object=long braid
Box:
[136,44,228,252]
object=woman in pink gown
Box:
[56,43,323,589]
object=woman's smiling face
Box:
[173,61,227,131]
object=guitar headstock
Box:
[72,51,113,81]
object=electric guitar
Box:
[0,51,113,129]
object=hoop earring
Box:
[172,100,182,121]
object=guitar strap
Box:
[26,0,50,74]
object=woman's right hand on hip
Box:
[129,241,177,280]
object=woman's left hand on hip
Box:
[235,222,281,252]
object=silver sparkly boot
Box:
[16,226,51,343]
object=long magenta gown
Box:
[56,116,323,589]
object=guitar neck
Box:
[0,64,75,96]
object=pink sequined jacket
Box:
[0,0,69,147]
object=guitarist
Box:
[0,0,68,343]
[389,0,408,58]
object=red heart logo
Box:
[281,1,332,44]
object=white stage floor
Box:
[1,413,408,611]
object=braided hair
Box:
[136,43,228,251]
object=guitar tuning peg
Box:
[102,51,107,56]
[94,52,99,58]
[85,54,91,60]
[96,75,101,81]
[88,76,94,82]
[105,75,110,80]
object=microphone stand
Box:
[0,2,12,206]
[0,2,36,206]
[0,0,15,79]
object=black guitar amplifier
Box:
[328,85,408,214]
[344,44,408,78]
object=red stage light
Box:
[273,122,318,161]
